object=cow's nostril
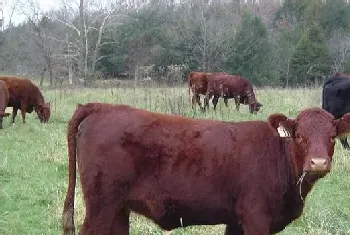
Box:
[311,158,327,166]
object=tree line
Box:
[1,0,350,87]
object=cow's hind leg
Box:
[80,196,130,235]
[11,107,18,124]
[0,117,3,129]
[339,136,350,150]
[79,168,131,235]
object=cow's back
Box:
[207,74,251,97]
[0,76,44,109]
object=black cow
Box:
[322,74,350,149]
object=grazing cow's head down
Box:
[35,102,51,123]
[269,108,350,179]
[249,102,263,113]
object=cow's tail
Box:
[62,103,98,235]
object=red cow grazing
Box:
[205,74,262,113]
[62,103,350,235]
[0,76,50,123]
[188,71,228,110]
[0,81,10,129]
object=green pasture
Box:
[0,86,350,235]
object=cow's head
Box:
[35,102,51,123]
[249,102,263,114]
[268,107,350,178]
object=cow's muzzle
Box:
[307,157,331,173]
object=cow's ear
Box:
[268,113,296,138]
[335,113,350,138]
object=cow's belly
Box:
[127,178,233,230]
[160,204,232,230]
[129,198,233,230]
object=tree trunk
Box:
[134,64,139,88]
[68,65,73,85]
[84,27,88,87]
[78,0,86,80]
[91,16,108,76]
[39,66,46,87]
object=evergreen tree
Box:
[321,0,350,37]
[226,13,276,86]
[290,24,330,86]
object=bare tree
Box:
[0,0,19,71]
[178,2,240,71]
[18,0,62,86]
[328,29,350,73]
[49,0,124,86]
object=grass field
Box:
[1,86,350,235]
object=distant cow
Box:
[188,71,227,110]
[0,76,50,124]
[0,81,10,129]
[205,74,262,113]
[322,73,350,149]
[62,103,349,235]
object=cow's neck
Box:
[288,141,318,204]
[246,91,257,105]
[36,94,45,106]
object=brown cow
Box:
[0,76,50,123]
[205,74,262,113]
[62,103,350,235]
[0,80,10,129]
[188,71,228,110]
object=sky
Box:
[2,0,60,26]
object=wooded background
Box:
[1,0,350,87]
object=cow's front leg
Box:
[224,97,229,108]
[224,223,243,235]
[234,97,240,111]
[212,96,219,111]
[240,211,271,235]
